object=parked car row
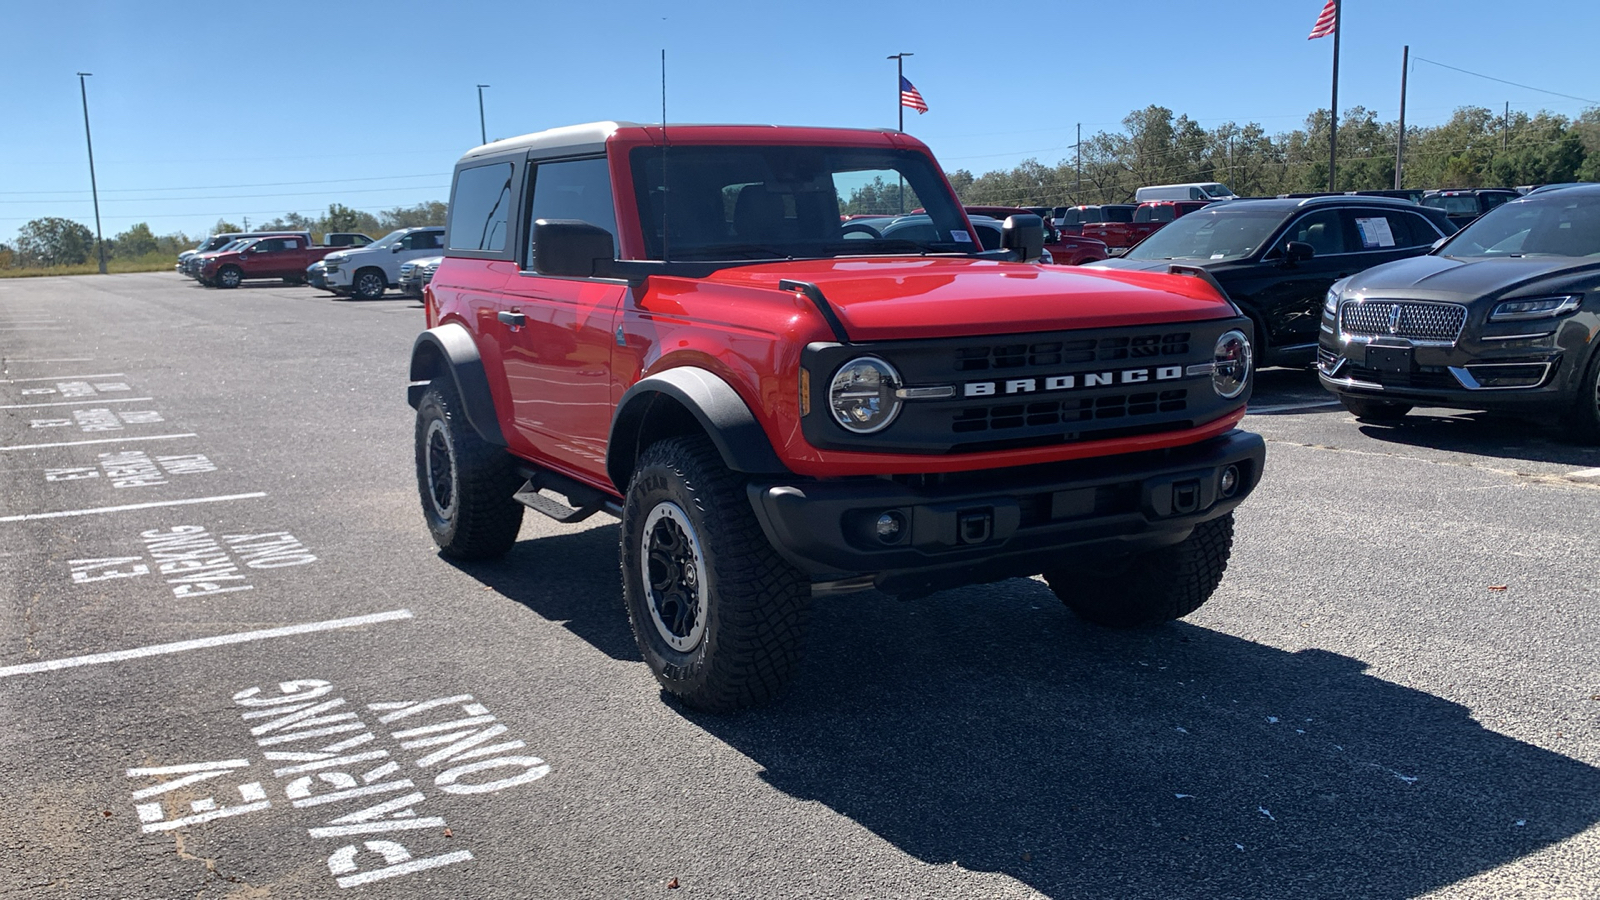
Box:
[177,227,443,299]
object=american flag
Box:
[1307,0,1337,39]
[900,76,928,114]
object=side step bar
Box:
[512,466,623,524]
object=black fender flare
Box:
[608,367,787,490]
[407,323,507,447]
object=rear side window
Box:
[1103,206,1135,223]
[1286,208,1347,255]
[448,163,514,252]
[527,158,618,263]
[1350,211,1419,249]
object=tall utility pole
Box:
[1396,45,1409,190]
[76,72,106,275]
[1075,122,1081,202]
[1504,101,1510,154]
[1328,0,1341,191]
[476,84,490,145]
[887,52,913,133]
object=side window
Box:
[447,162,514,252]
[1133,206,1151,223]
[1351,212,1412,250]
[527,157,618,266]
[398,233,416,250]
[1482,193,1512,211]
[415,231,442,251]
[1287,209,1347,255]
[256,239,284,253]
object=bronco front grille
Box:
[1340,301,1466,343]
[953,390,1190,433]
[953,332,1192,371]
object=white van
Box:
[1135,183,1238,203]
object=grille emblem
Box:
[1388,306,1402,334]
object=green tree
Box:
[212,219,244,235]
[14,217,95,267]
[322,203,364,234]
[379,201,448,231]
[112,222,160,257]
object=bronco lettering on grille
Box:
[963,365,1186,397]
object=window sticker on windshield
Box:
[1355,217,1396,248]
[1210,253,1226,259]
[951,230,972,243]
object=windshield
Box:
[216,239,253,253]
[1198,183,1236,199]
[1424,195,1481,216]
[1122,207,1284,261]
[630,145,974,260]
[1442,194,1600,258]
[368,230,408,249]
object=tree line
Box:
[0,201,447,270]
[947,104,1600,208]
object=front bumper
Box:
[747,429,1264,594]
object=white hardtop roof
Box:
[457,121,904,163]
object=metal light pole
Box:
[1396,45,1409,190]
[887,53,913,133]
[476,84,490,145]
[77,72,106,274]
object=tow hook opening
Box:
[1171,479,1202,515]
[958,509,994,545]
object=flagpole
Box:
[888,52,914,214]
[1328,0,1341,191]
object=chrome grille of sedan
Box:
[1340,301,1466,343]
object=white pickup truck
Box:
[320,226,445,299]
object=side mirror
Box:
[1284,240,1315,263]
[533,219,615,278]
[1430,236,1448,252]
[1001,214,1045,262]
[391,244,403,253]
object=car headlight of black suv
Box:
[1488,294,1582,322]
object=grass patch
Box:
[0,252,177,278]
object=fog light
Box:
[1219,465,1240,498]
[875,511,905,544]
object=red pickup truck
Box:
[409,121,1264,711]
[1081,200,1210,256]
[199,235,345,288]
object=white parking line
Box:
[0,326,66,331]
[0,492,266,523]
[0,397,152,409]
[1,358,95,363]
[1566,467,1600,484]
[0,610,415,678]
[1246,400,1343,415]
[0,372,124,383]
[0,433,197,452]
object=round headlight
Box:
[828,357,902,433]
[1212,330,1252,400]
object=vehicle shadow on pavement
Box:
[443,525,641,662]
[689,578,1600,899]
[1357,414,1600,467]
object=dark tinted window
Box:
[1286,208,1346,255]
[448,162,514,252]
[1349,211,1419,249]
[1103,206,1135,223]
[527,158,618,263]
[1482,192,1514,210]
[404,230,443,251]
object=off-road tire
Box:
[1043,512,1235,628]
[414,380,524,559]
[1560,349,1600,443]
[1340,395,1413,422]
[353,268,387,300]
[216,266,243,289]
[621,434,811,713]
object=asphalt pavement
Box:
[1,272,1596,899]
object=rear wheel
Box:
[414,381,524,559]
[621,434,811,712]
[1339,395,1413,422]
[216,266,243,289]
[1043,513,1234,627]
[353,268,387,300]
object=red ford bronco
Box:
[408,122,1264,711]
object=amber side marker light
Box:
[799,368,811,416]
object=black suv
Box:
[1422,189,1520,229]
[1319,185,1600,439]
[1092,197,1456,366]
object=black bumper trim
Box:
[746,430,1265,588]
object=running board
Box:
[513,468,622,524]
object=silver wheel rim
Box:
[423,418,457,522]
[221,269,240,287]
[358,273,383,296]
[640,501,708,653]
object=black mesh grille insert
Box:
[953,389,1189,433]
[954,333,1191,371]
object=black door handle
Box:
[497,311,526,327]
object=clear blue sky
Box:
[3,0,1596,243]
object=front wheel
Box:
[353,268,387,300]
[1339,395,1413,422]
[1560,350,1600,443]
[1042,512,1235,627]
[621,434,811,713]
[216,266,243,289]
[414,381,524,559]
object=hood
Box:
[1087,257,1177,274]
[698,257,1236,341]
[1345,254,1600,301]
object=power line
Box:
[0,185,448,206]
[1413,57,1600,106]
